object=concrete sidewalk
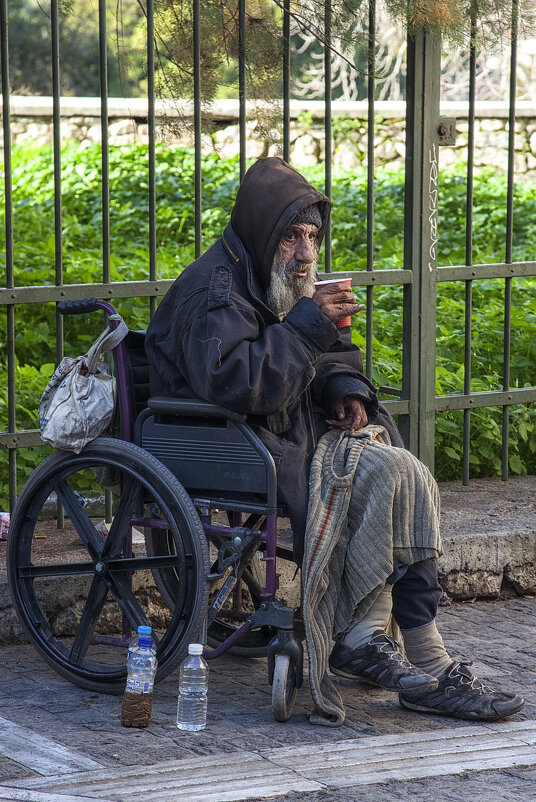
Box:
[0,596,535,800]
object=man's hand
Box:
[312,282,364,325]
[326,396,368,433]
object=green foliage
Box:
[0,361,53,505]
[2,143,239,365]
[1,142,535,507]
[8,0,145,98]
[329,166,407,269]
[152,0,283,125]
[433,405,536,481]
[386,0,535,50]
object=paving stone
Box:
[0,597,535,799]
[0,757,37,783]
[271,766,536,802]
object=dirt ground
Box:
[0,518,104,570]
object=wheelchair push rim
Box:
[7,438,209,694]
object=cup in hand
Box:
[314,277,353,327]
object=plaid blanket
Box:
[302,426,442,726]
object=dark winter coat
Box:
[145,157,402,562]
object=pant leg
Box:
[389,559,443,630]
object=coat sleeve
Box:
[154,280,341,416]
[310,336,380,417]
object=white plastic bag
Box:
[0,512,9,541]
[38,314,128,453]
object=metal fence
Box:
[1,0,535,510]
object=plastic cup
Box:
[314,277,353,327]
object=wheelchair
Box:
[7,298,303,722]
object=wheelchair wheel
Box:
[146,529,274,658]
[7,438,209,694]
[271,653,298,722]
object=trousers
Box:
[387,558,443,630]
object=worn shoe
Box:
[329,630,439,694]
[399,660,525,721]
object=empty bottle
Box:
[176,643,208,731]
[121,626,157,728]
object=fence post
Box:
[402,28,441,471]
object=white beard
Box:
[266,255,317,319]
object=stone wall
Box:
[5,96,536,179]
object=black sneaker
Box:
[399,660,525,721]
[329,630,439,694]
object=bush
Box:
[0,143,534,506]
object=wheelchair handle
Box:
[57,298,118,317]
[58,297,130,439]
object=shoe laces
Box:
[370,633,409,665]
[448,661,492,694]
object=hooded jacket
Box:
[145,157,402,561]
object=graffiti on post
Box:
[428,142,438,272]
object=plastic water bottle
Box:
[176,643,208,731]
[121,626,158,728]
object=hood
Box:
[230,157,331,289]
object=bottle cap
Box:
[138,636,154,648]
[137,625,152,635]
[188,643,203,655]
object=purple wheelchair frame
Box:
[90,299,303,683]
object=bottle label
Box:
[126,678,153,695]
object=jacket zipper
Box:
[222,231,240,263]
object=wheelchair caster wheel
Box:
[271,653,297,722]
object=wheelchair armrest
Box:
[147,396,247,424]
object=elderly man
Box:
[146,156,523,723]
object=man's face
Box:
[273,222,319,277]
[267,222,318,317]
